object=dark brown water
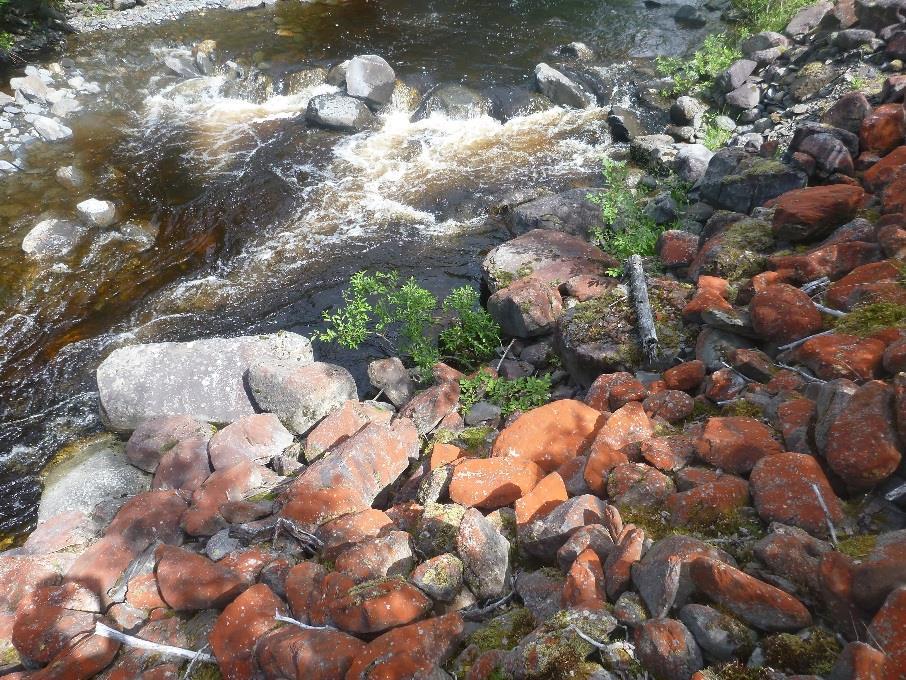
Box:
[0,0,721,535]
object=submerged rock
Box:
[306,93,375,131]
[534,63,596,108]
[21,218,86,258]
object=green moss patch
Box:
[833,302,906,337]
[762,629,841,676]
[836,534,878,560]
[468,607,537,653]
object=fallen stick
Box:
[777,329,835,353]
[811,482,839,547]
[94,622,215,663]
[626,254,659,367]
[569,625,609,651]
[496,339,516,372]
[462,591,514,621]
[777,363,827,383]
[275,610,337,631]
[801,277,830,295]
[814,303,847,318]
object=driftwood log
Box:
[626,254,659,367]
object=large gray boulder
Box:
[97,332,314,431]
[345,54,396,107]
[856,0,906,30]
[698,148,807,214]
[534,63,596,109]
[674,144,714,183]
[306,93,375,132]
[508,188,605,239]
[247,360,357,434]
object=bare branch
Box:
[777,329,835,353]
[811,483,839,547]
[94,622,215,663]
[275,610,337,631]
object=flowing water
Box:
[0,0,719,535]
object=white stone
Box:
[77,198,117,227]
[10,74,50,103]
[52,98,82,118]
[32,115,73,142]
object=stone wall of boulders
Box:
[5,1,906,679]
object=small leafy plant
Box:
[656,32,742,96]
[701,114,734,151]
[459,370,552,417]
[316,271,500,378]
[588,158,665,261]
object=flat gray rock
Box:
[39,435,151,522]
[22,218,87,258]
[97,332,314,431]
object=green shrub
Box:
[730,0,816,32]
[701,115,734,150]
[588,159,665,261]
[657,33,743,95]
[459,370,552,417]
[316,271,500,378]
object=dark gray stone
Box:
[534,63,596,108]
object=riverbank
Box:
[3,0,906,678]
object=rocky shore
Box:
[3,0,906,679]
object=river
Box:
[0,0,720,537]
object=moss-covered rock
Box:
[762,629,841,675]
[690,218,775,283]
[554,278,691,385]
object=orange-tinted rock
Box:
[209,413,295,469]
[667,475,750,527]
[878,218,906,260]
[488,277,564,338]
[583,440,629,496]
[491,400,605,472]
[585,372,646,412]
[607,462,675,507]
[316,509,395,561]
[853,530,906,612]
[152,438,211,492]
[155,545,246,611]
[690,557,812,631]
[429,442,464,470]
[750,284,823,344]
[560,274,616,302]
[883,170,906,214]
[860,103,906,155]
[772,185,866,242]
[828,641,888,680]
[818,550,867,641]
[826,260,906,311]
[695,417,783,474]
[641,435,697,472]
[281,420,417,528]
[284,562,337,624]
[399,380,460,435]
[514,472,568,526]
[563,548,607,609]
[750,452,842,537]
[777,397,816,454]
[702,368,746,403]
[771,241,883,286]
[593,401,654,450]
[863,146,906,193]
[30,630,119,680]
[634,618,704,680]
[643,390,695,422]
[329,578,432,635]
[126,416,214,473]
[125,573,167,611]
[182,460,264,536]
[345,613,465,680]
[210,583,285,680]
[682,289,735,324]
[867,586,906,676]
[827,381,902,491]
[663,360,706,392]
[795,334,886,382]
[304,400,389,462]
[605,526,645,601]
[658,229,700,268]
[12,583,99,666]
[334,531,415,583]
[449,457,544,510]
[66,490,187,602]
[256,625,365,680]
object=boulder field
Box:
[7,1,906,679]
